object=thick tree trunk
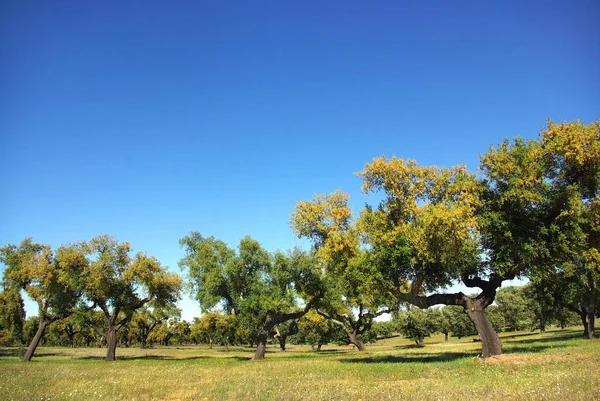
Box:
[580,307,589,338]
[587,310,596,340]
[253,334,267,360]
[278,334,287,351]
[22,319,48,362]
[416,335,424,346]
[140,335,147,349]
[348,332,367,351]
[444,332,449,342]
[317,343,322,351]
[106,327,117,361]
[465,300,502,358]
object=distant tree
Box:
[179,233,322,360]
[394,307,440,346]
[273,319,298,351]
[0,238,87,361]
[485,305,505,334]
[495,286,532,332]
[297,311,335,351]
[442,306,476,339]
[0,287,25,345]
[132,305,180,349]
[82,235,182,361]
[372,320,396,340]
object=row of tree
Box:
[1,119,598,361]
[0,236,182,361]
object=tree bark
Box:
[347,332,367,351]
[444,332,449,342]
[106,327,117,361]
[278,334,287,351]
[464,299,502,358]
[22,319,48,362]
[580,307,589,338]
[587,310,596,340]
[253,334,267,360]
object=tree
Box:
[273,319,298,351]
[297,311,335,350]
[540,120,600,338]
[394,307,441,346]
[82,235,182,361]
[0,238,87,361]
[132,305,180,349]
[495,286,532,332]
[179,233,322,360]
[442,306,476,339]
[0,287,25,346]
[291,191,398,351]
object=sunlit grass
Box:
[1,328,599,400]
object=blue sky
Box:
[1,1,598,321]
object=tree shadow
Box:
[504,332,583,345]
[341,352,479,364]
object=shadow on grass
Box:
[504,332,583,345]
[341,352,479,364]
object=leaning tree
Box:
[179,233,323,360]
[291,191,398,351]
[0,238,87,361]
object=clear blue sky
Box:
[1,1,598,321]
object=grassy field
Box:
[1,328,599,400]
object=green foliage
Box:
[0,288,25,345]
[0,238,87,323]
[495,286,533,332]
[442,306,476,339]
[394,307,441,344]
[179,233,321,351]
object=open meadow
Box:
[1,328,599,401]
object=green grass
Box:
[1,328,599,400]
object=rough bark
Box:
[22,319,48,362]
[347,332,367,351]
[464,299,502,357]
[278,334,287,351]
[579,307,589,338]
[587,310,596,340]
[106,327,117,361]
[253,334,267,360]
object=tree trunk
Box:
[278,334,287,351]
[317,343,322,351]
[22,319,48,362]
[416,335,424,346]
[444,332,449,342]
[106,327,117,361]
[140,335,147,349]
[253,334,267,360]
[587,310,596,340]
[464,300,502,358]
[348,332,367,351]
[580,307,589,338]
